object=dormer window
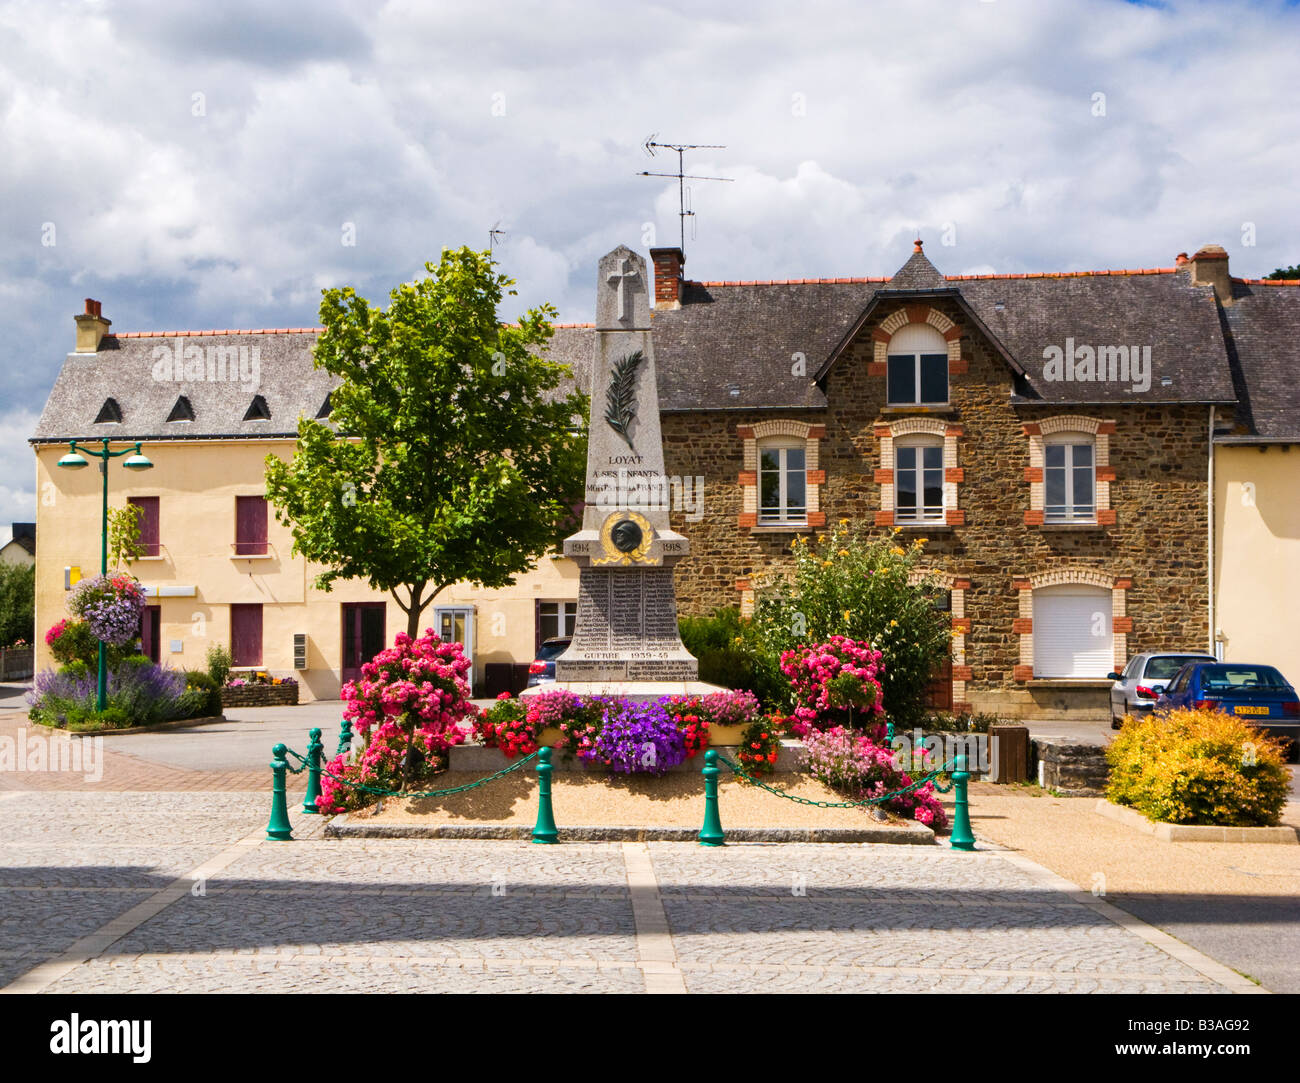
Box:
[243,395,271,421]
[166,395,195,423]
[94,398,123,424]
[315,392,332,419]
[886,324,948,406]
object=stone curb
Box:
[31,714,230,739]
[324,813,938,845]
[1094,799,1298,844]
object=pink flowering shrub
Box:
[801,725,948,829]
[780,636,885,737]
[317,630,473,812]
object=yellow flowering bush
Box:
[1106,708,1290,827]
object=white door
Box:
[435,607,476,693]
[1033,585,1112,678]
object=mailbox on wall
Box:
[293,633,307,670]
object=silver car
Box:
[1107,652,1218,728]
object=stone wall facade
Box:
[662,296,1214,718]
[220,683,300,709]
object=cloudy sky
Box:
[2,0,1298,533]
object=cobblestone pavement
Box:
[0,789,1256,995]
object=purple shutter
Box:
[129,496,160,557]
[231,604,263,667]
[236,496,268,556]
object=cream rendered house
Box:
[1212,271,1300,683]
[30,302,591,701]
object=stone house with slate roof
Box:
[29,241,1300,716]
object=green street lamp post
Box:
[57,438,153,711]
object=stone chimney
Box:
[649,247,685,310]
[74,298,111,352]
[1187,245,1232,306]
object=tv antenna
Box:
[637,135,732,255]
[488,221,506,253]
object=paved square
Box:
[0,789,1253,994]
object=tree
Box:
[265,247,588,640]
[1265,265,1300,281]
[107,503,145,569]
[0,563,35,647]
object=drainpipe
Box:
[1207,405,1215,655]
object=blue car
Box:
[1155,662,1299,758]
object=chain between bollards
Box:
[949,753,976,851]
[698,749,725,846]
[266,742,294,841]
[302,728,323,814]
[531,746,558,844]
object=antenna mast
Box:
[637,136,732,255]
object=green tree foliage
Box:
[743,525,953,727]
[1265,264,1300,280]
[107,502,145,569]
[265,248,588,639]
[0,563,35,647]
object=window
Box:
[1032,585,1112,678]
[166,395,194,422]
[537,601,577,646]
[243,395,271,421]
[94,398,123,424]
[235,496,268,556]
[886,324,948,405]
[758,441,807,524]
[128,496,160,557]
[1044,436,1095,522]
[894,438,944,522]
[230,604,263,667]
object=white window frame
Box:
[885,324,949,406]
[1043,434,1096,523]
[757,439,807,525]
[893,435,945,523]
[538,600,577,642]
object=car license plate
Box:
[1234,705,1269,716]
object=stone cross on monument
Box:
[606,258,641,323]
[531,245,720,699]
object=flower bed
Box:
[475,689,772,775]
[802,725,949,829]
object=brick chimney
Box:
[1187,245,1233,306]
[74,298,111,352]
[649,247,685,310]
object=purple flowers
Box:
[581,698,686,775]
[68,575,146,647]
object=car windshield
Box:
[1143,656,1213,680]
[536,640,570,662]
[1197,664,1289,691]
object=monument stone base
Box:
[519,678,730,703]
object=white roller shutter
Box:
[1033,585,1112,678]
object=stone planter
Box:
[0,645,33,681]
[221,683,300,709]
[1095,800,1297,844]
[1031,736,1109,796]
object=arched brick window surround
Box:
[1022,416,1117,526]
[909,569,972,711]
[1010,568,1132,681]
[866,304,967,377]
[735,420,825,531]
[874,417,964,527]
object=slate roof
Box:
[30,326,594,443]
[31,251,1299,439]
[1218,281,1300,441]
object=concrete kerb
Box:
[1095,799,1299,844]
[324,813,939,844]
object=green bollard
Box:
[531,747,558,844]
[266,743,294,841]
[336,717,353,759]
[949,753,976,851]
[302,727,323,814]
[698,749,726,847]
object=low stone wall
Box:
[1031,736,1109,796]
[221,683,300,709]
[0,646,33,681]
